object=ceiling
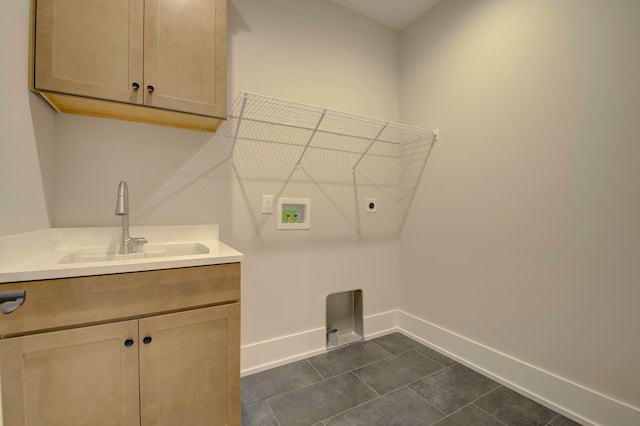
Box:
[330,0,441,31]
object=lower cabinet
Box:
[1,320,140,425]
[139,304,240,425]
[0,303,240,426]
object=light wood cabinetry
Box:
[142,0,226,117]
[31,0,227,132]
[0,264,240,426]
[140,305,239,425]
[33,0,144,107]
[0,321,141,426]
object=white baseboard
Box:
[240,327,326,377]
[363,309,398,339]
[397,310,640,426]
[240,309,639,426]
[240,310,398,376]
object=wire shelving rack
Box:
[218,92,438,172]
[212,92,439,231]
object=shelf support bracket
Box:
[352,123,388,172]
[295,109,327,169]
[227,95,248,164]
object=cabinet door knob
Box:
[132,82,140,91]
[124,338,134,347]
[143,336,152,344]
[146,85,154,93]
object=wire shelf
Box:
[218,92,438,170]
[212,92,439,233]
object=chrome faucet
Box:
[115,181,147,254]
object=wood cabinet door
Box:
[0,320,140,426]
[139,303,240,426]
[34,0,144,105]
[143,0,227,118]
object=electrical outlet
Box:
[262,195,274,214]
[366,198,377,213]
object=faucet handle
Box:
[131,237,148,248]
[125,237,148,253]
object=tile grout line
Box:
[371,335,461,368]
[305,358,328,380]
[477,382,565,424]
[470,402,511,426]
[260,370,379,414]
[262,371,372,425]
[317,369,385,424]
[265,400,282,426]
[241,360,326,408]
[369,338,421,356]
[401,349,451,385]
[545,414,561,426]
[244,338,410,423]
[310,348,395,379]
[403,367,507,426]
[403,365,452,396]
[470,383,564,426]
[352,349,448,396]
[324,350,451,424]
[465,383,512,426]
[377,343,456,380]
[320,394,385,424]
[348,353,394,372]
[326,337,454,381]
[316,349,403,424]
[470,383,503,404]
[351,367,382,398]
[404,383,449,419]
[258,373,329,406]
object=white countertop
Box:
[0,225,243,284]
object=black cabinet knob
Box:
[132,82,140,91]
[146,85,154,93]
[124,338,134,347]
[143,336,152,345]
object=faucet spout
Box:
[114,181,147,254]
[115,181,128,216]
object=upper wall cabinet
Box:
[30,0,227,132]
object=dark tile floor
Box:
[241,332,582,426]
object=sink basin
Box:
[58,242,210,264]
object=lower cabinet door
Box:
[0,320,140,426]
[138,303,240,426]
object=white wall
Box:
[0,1,51,236]
[42,0,401,372]
[0,3,52,421]
[8,0,637,421]
[399,1,640,424]
[227,0,399,117]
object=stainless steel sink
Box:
[58,242,209,264]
